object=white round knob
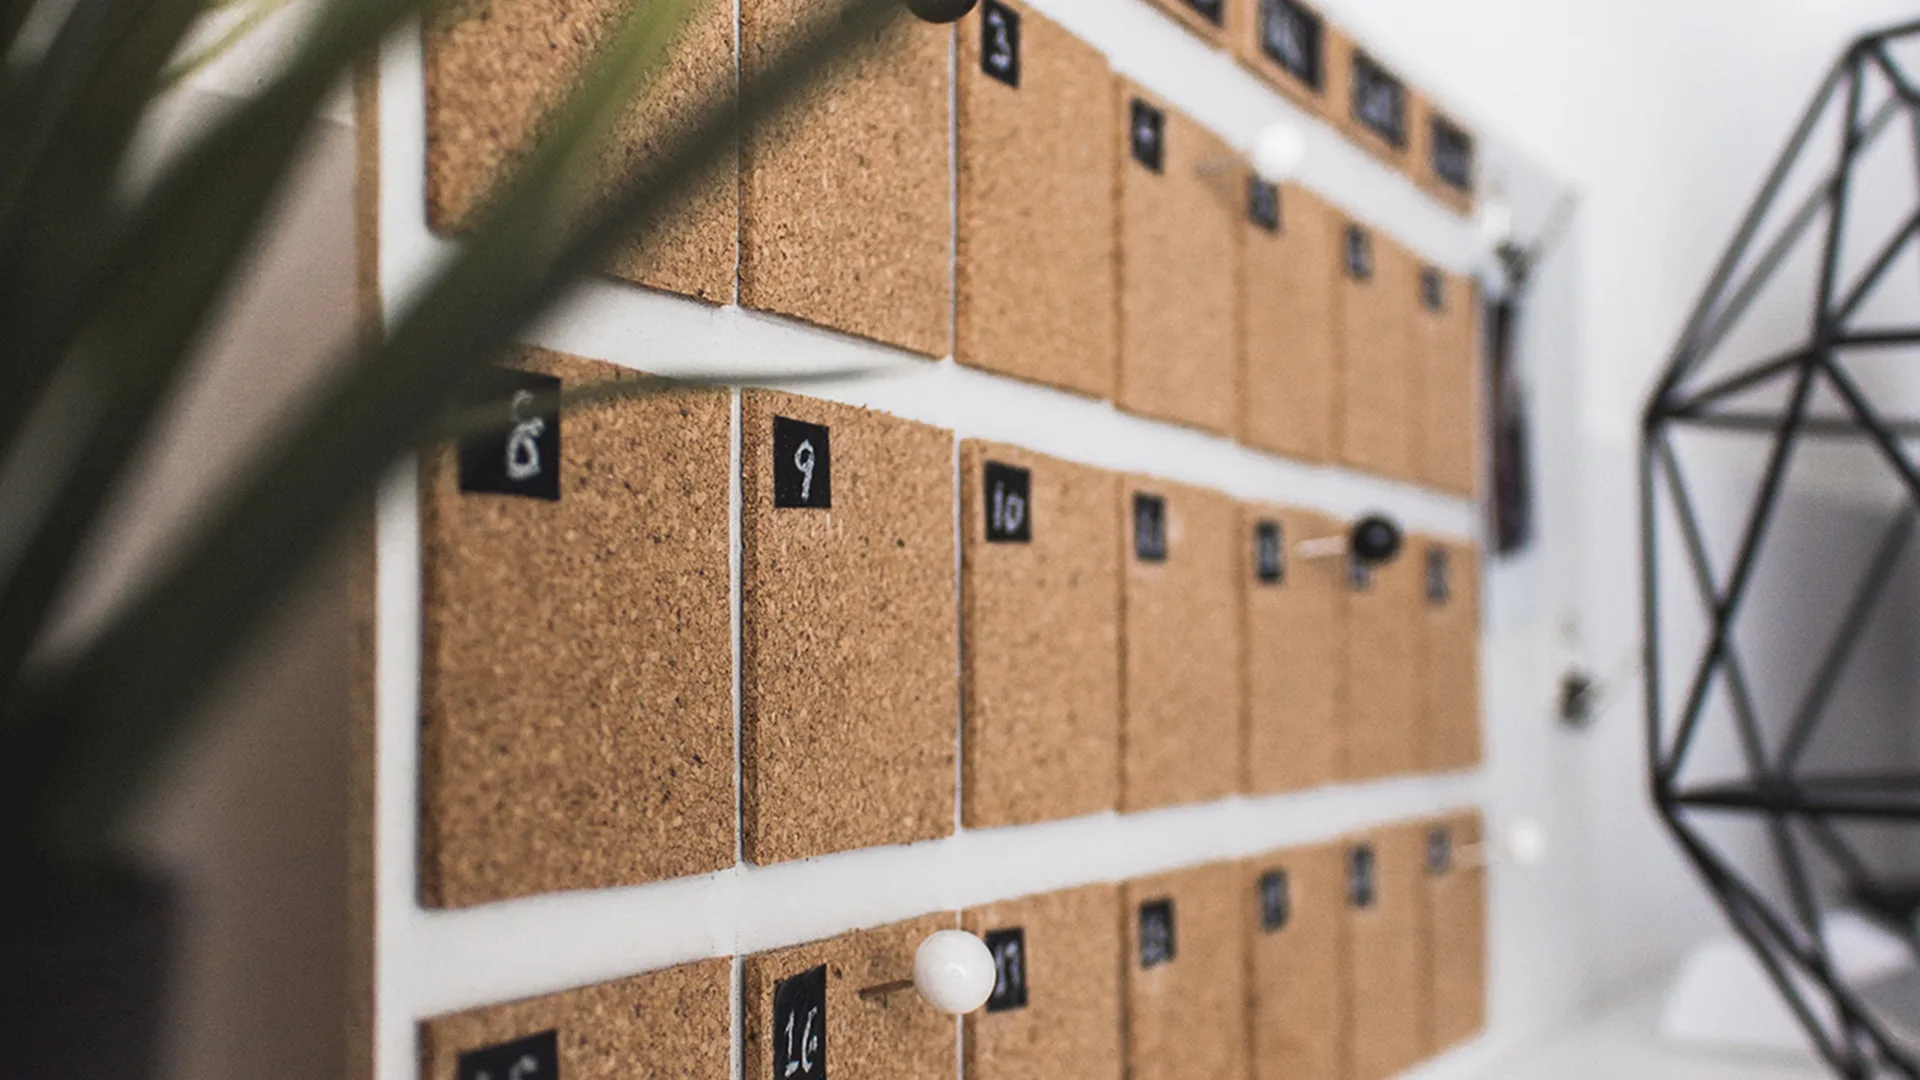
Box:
[1250,122,1308,184]
[914,930,997,1015]
[1477,197,1515,251]
[1505,819,1549,866]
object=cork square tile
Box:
[418,348,733,908]
[1414,268,1482,496]
[739,0,952,358]
[1338,535,1422,783]
[740,391,957,865]
[962,884,1124,1080]
[961,442,1121,829]
[1335,220,1418,481]
[957,0,1119,400]
[1124,863,1250,1080]
[1241,503,1344,795]
[743,914,958,1080]
[1423,811,1488,1055]
[1227,0,1341,120]
[1119,476,1243,812]
[423,0,736,302]
[419,958,731,1080]
[1116,80,1243,436]
[1420,536,1483,772]
[1143,0,1230,46]
[1240,181,1339,463]
[1245,844,1347,1080]
[1342,825,1427,1080]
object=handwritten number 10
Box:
[783,1006,819,1077]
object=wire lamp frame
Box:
[1644,19,1920,1078]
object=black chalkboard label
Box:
[1254,519,1286,585]
[1431,114,1475,193]
[773,416,831,509]
[1343,225,1373,281]
[1258,0,1323,90]
[1348,845,1377,909]
[1427,828,1454,876]
[1130,100,1165,174]
[773,965,827,1080]
[459,369,561,501]
[458,1029,558,1080]
[1426,546,1451,605]
[1133,493,1169,563]
[1180,0,1224,27]
[984,927,1029,1012]
[1248,176,1282,233]
[1421,266,1446,313]
[984,461,1032,543]
[1350,51,1407,149]
[980,0,1020,88]
[1138,898,1177,967]
[1258,868,1292,932]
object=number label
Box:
[1248,176,1282,233]
[1133,493,1169,563]
[1180,0,1224,26]
[1138,898,1177,968]
[1426,547,1452,605]
[1258,869,1292,932]
[1343,224,1373,281]
[1421,266,1446,313]
[1258,0,1323,90]
[1130,100,1166,174]
[773,417,832,509]
[1430,114,1475,193]
[459,369,561,501]
[980,0,1020,88]
[457,1030,558,1080]
[1350,51,1407,148]
[1427,828,1454,876]
[1348,845,1377,909]
[1254,520,1286,585]
[984,462,1032,544]
[773,965,827,1080]
[984,928,1029,1012]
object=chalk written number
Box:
[981,0,1020,88]
[458,368,561,501]
[457,1030,557,1080]
[1344,225,1373,281]
[1349,845,1377,909]
[773,965,827,1080]
[1426,547,1452,605]
[1130,100,1166,173]
[1431,115,1475,193]
[984,461,1032,543]
[985,928,1029,1012]
[1259,0,1323,89]
[1180,0,1224,26]
[1138,898,1177,968]
[1255,520,1286,585]
[773,416,832,509]
[1427,828,1454,876]
[1134,493,1169,563]
[1258,868,1292,932]
[1350,52,1406,148]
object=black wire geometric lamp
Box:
[1644,19,1920,1078]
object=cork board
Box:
[957,0,1118,399]
[740,391,957,865]
[1241,503,1344,795]
[419,957,731,1080]
[1339,534,1421,783]
[1124,863,1249,1080]
[1119,477,1243,812]
[1343,826,1426,1080]
[1420,536,1483,773]
[962,884,1124,1080]
[1335,220,1418,482]
[1227,0,1349,122]
[1424,812,1489,1055]
[1143,0,1231,45]
[961,442,1121,829]
[1412,100,1478,216]
[739,0,951,357]
[1414,267,1482,496]
[1245,844,1347,1080]
[1336,41,1414,174]
[418,348,733,908]
[1117,80,1243,436]
[744,914,958,1080]
[1240,181,1339,463]
[423,0,735,302]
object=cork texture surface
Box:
[1241,504,1344,795]
[418,348,733,908]
[1425,811,1488,1055]
[1421,536,1483,772]
[1119,477,1243,812]
[1246,844,1347,1080]
[744,914,959,1080]
[1143,0,1230,45]
[962,442,1121,829]
[1344,825,1427,1080]
[1416,270,1482,495]
[423,0,735,302]
[1241,181,1339,463]
[963,884,1124,1080]
[1228,0,1348,122]
[420,958,731,1080]
[1117,80,1243,436]
[1125,863,1250,1080]
[1336,221,1417,481]
[739,0,952,357]
[1340,541,1422,782]
[957,0,1119,400]
[740,391,957,865]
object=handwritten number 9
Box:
[794,439,816,502]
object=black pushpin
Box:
[1296,513,1403,568]
[905,0,978,22]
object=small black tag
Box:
[1421,267,1446,313]
[980,0,1020,88]
[1130,100,1165,173]
[772,965,827,1080]
[1348,845,1377,909]
[984,928,1029,1012]
[984,462,1032,543]
[1259,0,1323,89]
[1138,898,1177,968]
[1258,869,1291,932]
[1133,493,1169,563]
[1427,828,1454,876]
[773,416,831,509]
[459,369,561,501]
[457,1029,558,1080]
[1431,114,1475,193]
[1350,51,1407,148]
[1254,520,1286,586]
[1344,225,1373,281]
[1426,547,1452,605]
[1180,0,1224,26]
[1248,177,1282,233]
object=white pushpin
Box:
[858,930,997,1015]
[1455,818,1550,871]
[1200,120,1308,183]
[1476,196,1515,253]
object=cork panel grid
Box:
[1336,220,1418,481]
[739,0,952,358]
[1240,180,1339,463]
[1227,0,1345,122]
[1116,80,1243,437]
[1119,476,1243,813]
[957,0,1119,400]
[1125,862,1250,1080]
[962,884,1124,1080]
[1339,536,1423,783]
[423,0,735,302]
[419,958,732,1080]
[1143,0,1231,46]
[961,441,1121,829]
[1241,503,1344,795]
[418,348,733,908]
[1246,844,1347,1080]
[740,391,958,866]
[745,914,959,1080]
[1424,811,1489,1055]
[1343,825,1428,1080]
[1416,267,1483,496]
[1421,536,1484,773]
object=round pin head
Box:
[1250,122,1307,184]
[914,930,997,1014]
[905,0,978,22]
[1350,514,1404,566]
